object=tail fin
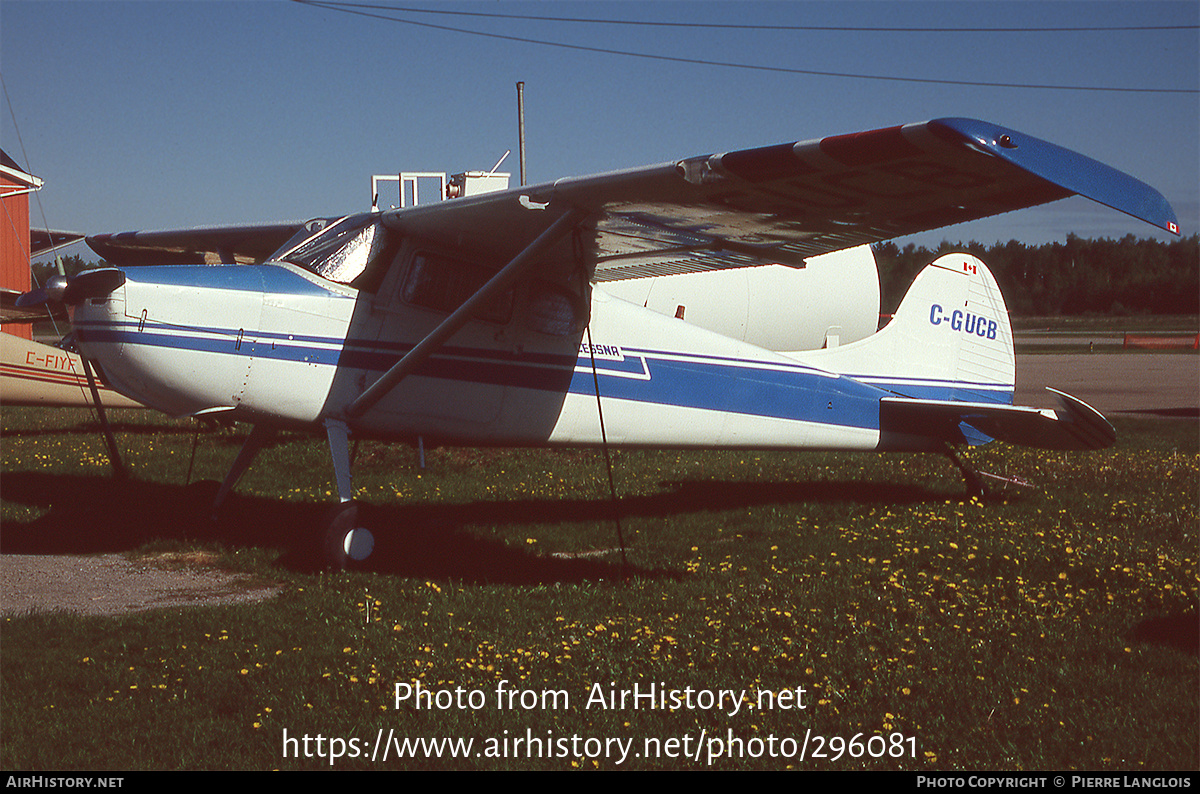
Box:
[793,253,1115,451]
[795,252,1014,405]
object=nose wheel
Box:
[209,418,378,570]
[324,500,375,571]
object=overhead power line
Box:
[300,1,1200,33]
[293,1,1198,94]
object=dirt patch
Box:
[0,552,282,618]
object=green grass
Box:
[1,408,1196,770]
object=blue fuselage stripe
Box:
[75,318,900,428]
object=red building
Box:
[1,150,42,341]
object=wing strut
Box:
[344,206,588,419]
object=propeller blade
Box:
[13,287,49,308]
[13,269,124,312]
[14,274,66,308]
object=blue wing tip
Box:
[929,118,1180,236]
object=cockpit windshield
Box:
[273,214,391,287]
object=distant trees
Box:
[30,253,98,288]
[25,237,1200,318]
[873,235,1199,316]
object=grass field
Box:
[1,407,1196,770]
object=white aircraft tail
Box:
[796,252,1014,405]
[794,253,1115,450]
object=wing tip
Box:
[928,118,1181,236]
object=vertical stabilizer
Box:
[791,253,1014,406]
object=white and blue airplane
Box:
[25,118,1179,568]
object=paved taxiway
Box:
[1014,353,1198,416]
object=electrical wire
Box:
[292,0,1198,94]
[301,2,1199,33]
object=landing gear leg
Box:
[323,419,374,571]
[943,444,987,500]
[212,424,274,516]
[79,356,127,479]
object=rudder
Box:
[793,253,1014,406]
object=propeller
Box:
[17,269,130,478]
[15,268,125,310]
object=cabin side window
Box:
[525,281,586,336]
[401,252,513,324]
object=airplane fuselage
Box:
[0,331,143,408]
[72,261,919,453]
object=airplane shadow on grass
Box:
[0,470,952,584]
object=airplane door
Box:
[355,247,508,436]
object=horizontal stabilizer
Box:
[881,388,1115,450]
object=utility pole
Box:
[516,81,527,186]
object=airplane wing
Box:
[382,117,1179,281]
[31,229,86,256]
[2,231,83,323]
[87,221,314,265]
[0,230,82,323]
[85,119,1178,279]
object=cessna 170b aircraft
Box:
[19,118,1179,569]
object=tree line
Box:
[30,253,95,288]
[873,234,1199,316]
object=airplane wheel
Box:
[324,500,375,571]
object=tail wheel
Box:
[324,500,375,571]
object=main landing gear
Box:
[321,419,374,570]
[324,500,375,571]
[211,418,375,571]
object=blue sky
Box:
[3,1,1197,259]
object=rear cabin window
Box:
[525,282,585,336]
[401,252,512,324]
